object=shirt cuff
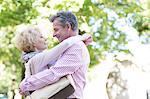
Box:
[19,78,29,92]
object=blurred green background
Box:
[0,0,150,99]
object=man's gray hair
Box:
[50,11,78,31]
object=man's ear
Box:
[66,22,72,31]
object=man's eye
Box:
[54,28,58,32]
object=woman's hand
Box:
[81,34,93,46]
[19,78,29,96]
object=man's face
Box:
[52,19,70,42]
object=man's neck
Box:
[70,30,78,37]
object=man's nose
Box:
[53,32,57,37]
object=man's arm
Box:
[19,43,84,92]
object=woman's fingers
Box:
[82,34,91,40]
[84,36,93,46]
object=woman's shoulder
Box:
[22,51,40,63]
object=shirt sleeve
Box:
[19,43,84,92]
[27,35,83,74]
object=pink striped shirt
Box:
[19,41,90,99]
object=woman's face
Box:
[34,32,48,51]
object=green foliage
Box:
[76,0,142,66]
[0,0,38,27]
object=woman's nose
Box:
[44,37,48,42]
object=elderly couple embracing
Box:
[14,11,92,99]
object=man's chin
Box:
[59,40,63,42]
[58,39,63,42]
[58,37,67,42]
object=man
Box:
[19,11,91,99]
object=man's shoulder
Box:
[63,41,88,55]
[69,41,86,50]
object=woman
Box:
[14,25,92,98]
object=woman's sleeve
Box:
[24,63,31,78]
[28,35,83,74]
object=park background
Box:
[0,0,150,99]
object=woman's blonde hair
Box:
[14,26,41,53]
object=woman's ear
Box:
[33,42,36,47]
[33,45,38,51]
